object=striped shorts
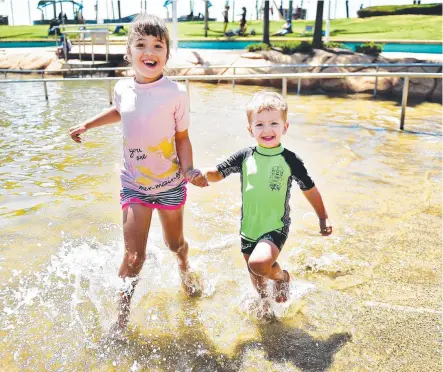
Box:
[120,181,187,210]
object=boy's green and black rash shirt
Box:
[216,144,315,242]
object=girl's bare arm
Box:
[69,106,121,143]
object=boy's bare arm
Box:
[204,168,224,183]
[302,186,333,236]
[70,107,121,143]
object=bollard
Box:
[373,66,379,98]
[43,81,48,100]
[282,77,287,97]
[400,77,410,130]
[297,67,302,96]
[232,67,236,89]
[63,37,68,63]
[108,80,112,105]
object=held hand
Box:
[185,169,209,188]
[319,218,332,236]
[69,124,87,143]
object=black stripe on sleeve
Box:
[281,149,315,191]
[216,147,253,178]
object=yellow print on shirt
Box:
[135,137,178,185]
[148,137,175,159]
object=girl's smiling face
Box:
[248,109,289,148]
[128,34,168,84]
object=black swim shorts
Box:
[241,229,288,255]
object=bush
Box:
[323,41,351,50]
[273,40,313,54]
[355,42,383,56]
[246,41,313,54]
[246,43,270,52]
[357,4,442,18]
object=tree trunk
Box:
[117,0,122,20]
[312,0,324,49]
[263,0,270,45]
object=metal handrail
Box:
[1,63,441,75]
[1,71,441,130]
[1,72,440,83]
[55,23,132,30]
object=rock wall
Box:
[0,51,56,70]
[165,48,442,103]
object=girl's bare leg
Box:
[117,204,153,329]
[157,206,201,296]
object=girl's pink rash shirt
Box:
[114,77,190,194]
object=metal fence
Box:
[1,62,441,99]
[0,71,441,131]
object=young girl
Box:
[69,14,207,331]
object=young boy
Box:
[199,91,332,302]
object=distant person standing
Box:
[239,7,247,36]
[222,5,230,34]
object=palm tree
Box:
[312,0,324,49]
[263,0,270,45]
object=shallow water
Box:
[0,80,441,371]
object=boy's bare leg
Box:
[158,206,201,296]
[243,253,269,298]
[117,204,153,330]
[247,240,291,303]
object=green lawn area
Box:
[0,15,441,41]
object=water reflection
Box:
[0,81,441,371]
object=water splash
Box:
[239,279,316,321]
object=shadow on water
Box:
[98,295,351,371]
[234,321,352,372]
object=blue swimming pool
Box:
[0,40,441,54]
[341,42,442,54]
[0,41,58,48]
[177,40,443,54]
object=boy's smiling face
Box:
[248,109,289,148]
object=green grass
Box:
[357,3,441,18]
[0,15,441,42]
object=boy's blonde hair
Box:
[246,91,288,124]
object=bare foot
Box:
[257,298,275,322]
[274,270,291,303]
[108,321,127,340]
[180,270,203,297]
